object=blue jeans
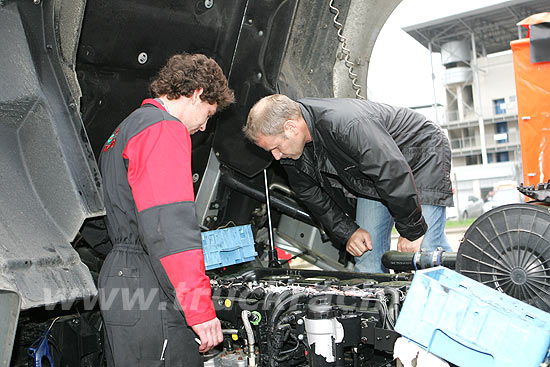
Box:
[354,198,452,273]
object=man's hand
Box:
[191,317,223,353]
[397,235,424,252]
[346,229,373,257]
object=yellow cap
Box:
[231,334,238,341]
[224,299,232,308]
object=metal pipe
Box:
[269,182,293,196]
[221,329,239,335]
[428,42,439,124]
[264,169,280,267]
[471,32,488,166]
[220,168,314,226]
[241,310,256,367]
[264,170,275,254]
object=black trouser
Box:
[99,243,202,366]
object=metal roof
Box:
[403,0,550,55]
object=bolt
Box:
[248,19,253,24]
[204,0,213,8]
[297,334,304,341]
[257,72,262,80]
[361,320,368,328]
[192,173,200,183]
[215,151,220,157]
[385,335,390,340]
[297,318,304,325]
[258,30,264,36]
[33,0,40,4]
[138,52,148,65]
[360,337,367,344]
[213,216,218,221]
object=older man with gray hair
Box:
[243,94,453,273]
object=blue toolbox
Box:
[395,266,550,367]
[201,225,257,270]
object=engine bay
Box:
[206,267,412,367]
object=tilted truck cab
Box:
[0,0,401,365]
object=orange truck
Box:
[511,13,550,194]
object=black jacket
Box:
[281,98,453,245]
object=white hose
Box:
[241,310,256,367]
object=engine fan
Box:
[456,203,550,312]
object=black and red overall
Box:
[98,99,213,366]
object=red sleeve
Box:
[123,120,215,325]
[160,250,216,325]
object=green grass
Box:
[391,217,477,234]
[445,217,477,229]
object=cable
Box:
[216,221,237,229]
[329,0,365,99]
[279,334,300,355]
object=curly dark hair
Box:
[150,53,234,109]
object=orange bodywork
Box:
[511,38,550,186]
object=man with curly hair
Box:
[99,53,234,366]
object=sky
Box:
[367,0,506,121]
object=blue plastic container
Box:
[395,266,550,367]
[201,225,257,270]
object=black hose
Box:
[381,250,457,271]
[269,292,302,331]
[267,290,293,367]
[269,293,304,366]
[279,334,299,355]
[273,329,300,362]
[384,287,400,327]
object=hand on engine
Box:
[191,317,223,353]
[397,235,424,252]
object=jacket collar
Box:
[141,98,167,112]
[299,102,314,135]
[298,101,325,165]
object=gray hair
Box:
[243,94,301,142]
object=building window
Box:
[465,154,482,165]
[495,122,509,143]
[496,151,509,162]
[493,98,506,115]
